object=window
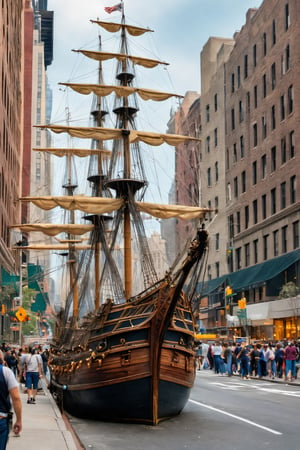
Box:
[261,154,267,179]
[263,32,267,56]
[226,148,229,170]
[234,176,238,198]
[262,74,267,98]
[281,137,286,164]
[271,63,276,90]
[206,135,210,153]
[231,73,235,93]
[271,105,276,130]
[253,199,258,224]
[272,20,276,45]
[262,114,267,139]
[215,233,220,250]
[236,247,241,271]
[227,182,231,202]
[262,194,267,220]
[252,161,257,185]
[253,44,257,67]
[233,143,237,163]
[245,205,249,229]
[273,230,279,256]
[280,95,285,120]
[236,211,241,233]
[239,100,244,122]
[253,239,258,264]
[285,3,290,31]
[206,104,210,122]
[231,108,235,130]
[214,94,218,112]
[241,171,246,193]
[215,162,219,182]
[286,44,290,71]
[253,123,258,147]
[271,146,276,172]
[288,85,294,114]
[207,168,211,186]
[280,181,286,209]
[237,66,241,88]
[254,85,258,108]
[290,175,296,204]
[292,221,299,249]
[281,225,288,253]
[214,196,219,209]
[271,187,276,215]
[229,215,234,238]
[240,135,245,158]
[244,55,248,79]
[247,91,251,112]
[244,243,250,267]
[214,128,218,147]
[215,262,220,278]
[263,234,269,260]
[289,130,295,158]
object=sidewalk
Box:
[7,380,81,450]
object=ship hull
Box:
[54,377,191,424]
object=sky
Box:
[46,0,263,232]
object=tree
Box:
[279,281,300,298]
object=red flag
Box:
[104,3,122,14]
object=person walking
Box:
[258,343,268,378]
[223,343,232,376]
[21,347,43,404]
[237,344,250,379]
[249,344,260,376]
[285,341,298,381]
[212,341,223,374]
[0,350,22,448]
[275,342,285,378]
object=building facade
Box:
[196,0,300,341]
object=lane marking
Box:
[210,381,300,397]
[189,399,282,435]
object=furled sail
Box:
[72,50,169,69]
[19,196,124,214]
[36,125,200,146]
[136,202,211,220]
[10,223,94,237]
[32,148,111,158]
[90,20,154,36]
[59,82,183,102]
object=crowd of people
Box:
[0,342,49,448]
[195,339,300,381]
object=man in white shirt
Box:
[21,347,43,404]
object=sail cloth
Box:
[9,224,94,237]
[37,125,200,146]
[136,202,211,220]
[59,83,183,102]
[90,20,154,37]
[73,50,169,69]
[32,148,111,158]
[19,196,124,214]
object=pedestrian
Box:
[4,350,18,377]
[285,341,298,381]
[212,341,223,374]
[275,342,285,378]
[201,342,209,369]
[0,350,22,448]
[258,343,268,378]
[266,342,276,379]
[237,344,250,379]
[207,343,214,370]
[249,344,260,376]
[21,346,43,404]
[194,341,202,370]
[223,342,232,376]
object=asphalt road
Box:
[67,371,300,450]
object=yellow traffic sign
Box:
[15,307,27,322]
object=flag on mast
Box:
[104,3,123,14]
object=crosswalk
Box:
[210,380,300,397]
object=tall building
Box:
[196,0,300,341]
[0,1,24,275]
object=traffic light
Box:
[225,285,233,297]
[1,304,5,315]
[238,298,247,309]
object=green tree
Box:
[279,281,300,298]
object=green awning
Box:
[199,249,300,296]
[1,268,19,291]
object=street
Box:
[66,371,300,449]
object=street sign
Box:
[15,307,27,322]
